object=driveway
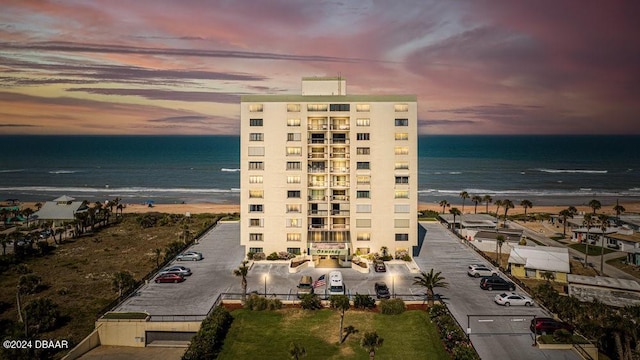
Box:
[415,221,580,360]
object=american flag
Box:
[313,274,326,288]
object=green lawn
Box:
[218,309,449,360]
[568,243,616,256]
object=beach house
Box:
[32,195,88,226]
[240,77,417,267]
[507,245,570,283]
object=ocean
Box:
[0,135,638,207]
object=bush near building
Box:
[182,307,234,360]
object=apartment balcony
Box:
[308,196,327,202]
[330,224,350,230]
[329,167,349,174]
[308,166,327,173]
[330,152,350,159]
[330,139,349,145]
[331,181,350,188]
[330,124,350,130]
[308,224,330,231]
[308,124,328,131]
[308,210,328,216]
[308,138,327,144]
[307,181,327,188]
[331,195,350,202]
[308,152,327,159]
[330,209,350,216]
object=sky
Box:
[1,0,639,135]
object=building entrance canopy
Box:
[309,242,349,256]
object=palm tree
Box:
[496,235,505,267]
[330,295,350,344]
[360,331,384,360]
[289,342,307,360]
[0,233,8,256]
[520,199,533,222]
[438,199,450,214]
[613,201,625,224]
[21,208,34,227]
[588,199,601,215]
[559,208,574,238]
[459,191,470,213]
[599,214,609,273]
[472,195,482,214]
[483,195,493,214]
[449,207,461,234]
[112,271,135,298]
[583,214,594,267]
[494,199,503,220]
[501,199,514,227]
[153,248,162,267]
[234,260,250,302]
[413,268,448,306]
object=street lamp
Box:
[264,274,268,295]
[390,273,395,298]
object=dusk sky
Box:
[1,1,639,135]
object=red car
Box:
[154,273,185,283]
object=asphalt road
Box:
[416,222,580,360]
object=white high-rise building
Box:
[240,77,417,266]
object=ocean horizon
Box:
[1,134,638,208]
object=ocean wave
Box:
[0,186,240,194]
[448,171,462,175]
[535,168,607,174]
[0,169,24,173]
[221,168,241,172]
[49,170,78,174]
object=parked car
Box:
[160,265,192,276]
[494,292,534,306]
[154,273,185,283]
[530,317,573,335]
[374,282,391,299]
[467,264,497,278]
[296,275,314,298]
[176,251,203,261]
[374,260,386,273]
[480,276,516,291]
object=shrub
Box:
[300,294,322,310]
[380,255,393,261]
[244,294,282,311]
[266,252,280,261]
[247,251,255,260]
[18,274,44,294]
[24,298,61,334]
[182,307,233,360]
[553,329,573,343]
[253,252,266,261]
[402,254,412,261]
[379,298,405,315]
[353,294,376,309]
[453,343,480,360]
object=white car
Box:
[467,264,497,278]
[494,292,534,307]
[159,265,192,277]
[176,251,203,261]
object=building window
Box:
[249,204,263,212]
[330,104,350,111]
[287,133,301,141]
[249,218,263,227]
[249,133,264,141]
[357,233,371,241]
[395,162,409,170]
[250,118,263,126]
[286,161,301,170]
[395,118,409,126]
[248,147,265,156]
[286,218,301,227]
[395,190,409,199]
[356,219,371,228]
[394,219,410,228]
[395,176,409,184]
[287,104,301,112]
[287,190,301,198]
[286,204,301,213]
[249,104,263,112]
[287,175,301,184]
[356,104,370,112]
[394,204,410,213]
[395,132,408,140]
[286,147,302,156]
[249,233,263,241]
[249,161,264,170]
[249,190,264,198]
[357,162,370,170]
[249,175,263,184]
[287,233,301,242]
[307,104,328,111]
[394,146,409,155]
[356,133,370,140]
[357,175,370,185]
[394,104,409,112]
[287,118,301,126]
[357,191,370,199]
[356,147,370,155]
[356,204,371,213]
[395,233,409,241]
[287,247,301,255]
[356,118,370,126]
[249,247,263,253]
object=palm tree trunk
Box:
[339,311,344,344]
[584,230,590,267]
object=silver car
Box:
[160,265,192,276]
[176,251,203,261]
[494,292,534,306]
[467,264,497,278]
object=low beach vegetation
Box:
[568,243,615,256]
